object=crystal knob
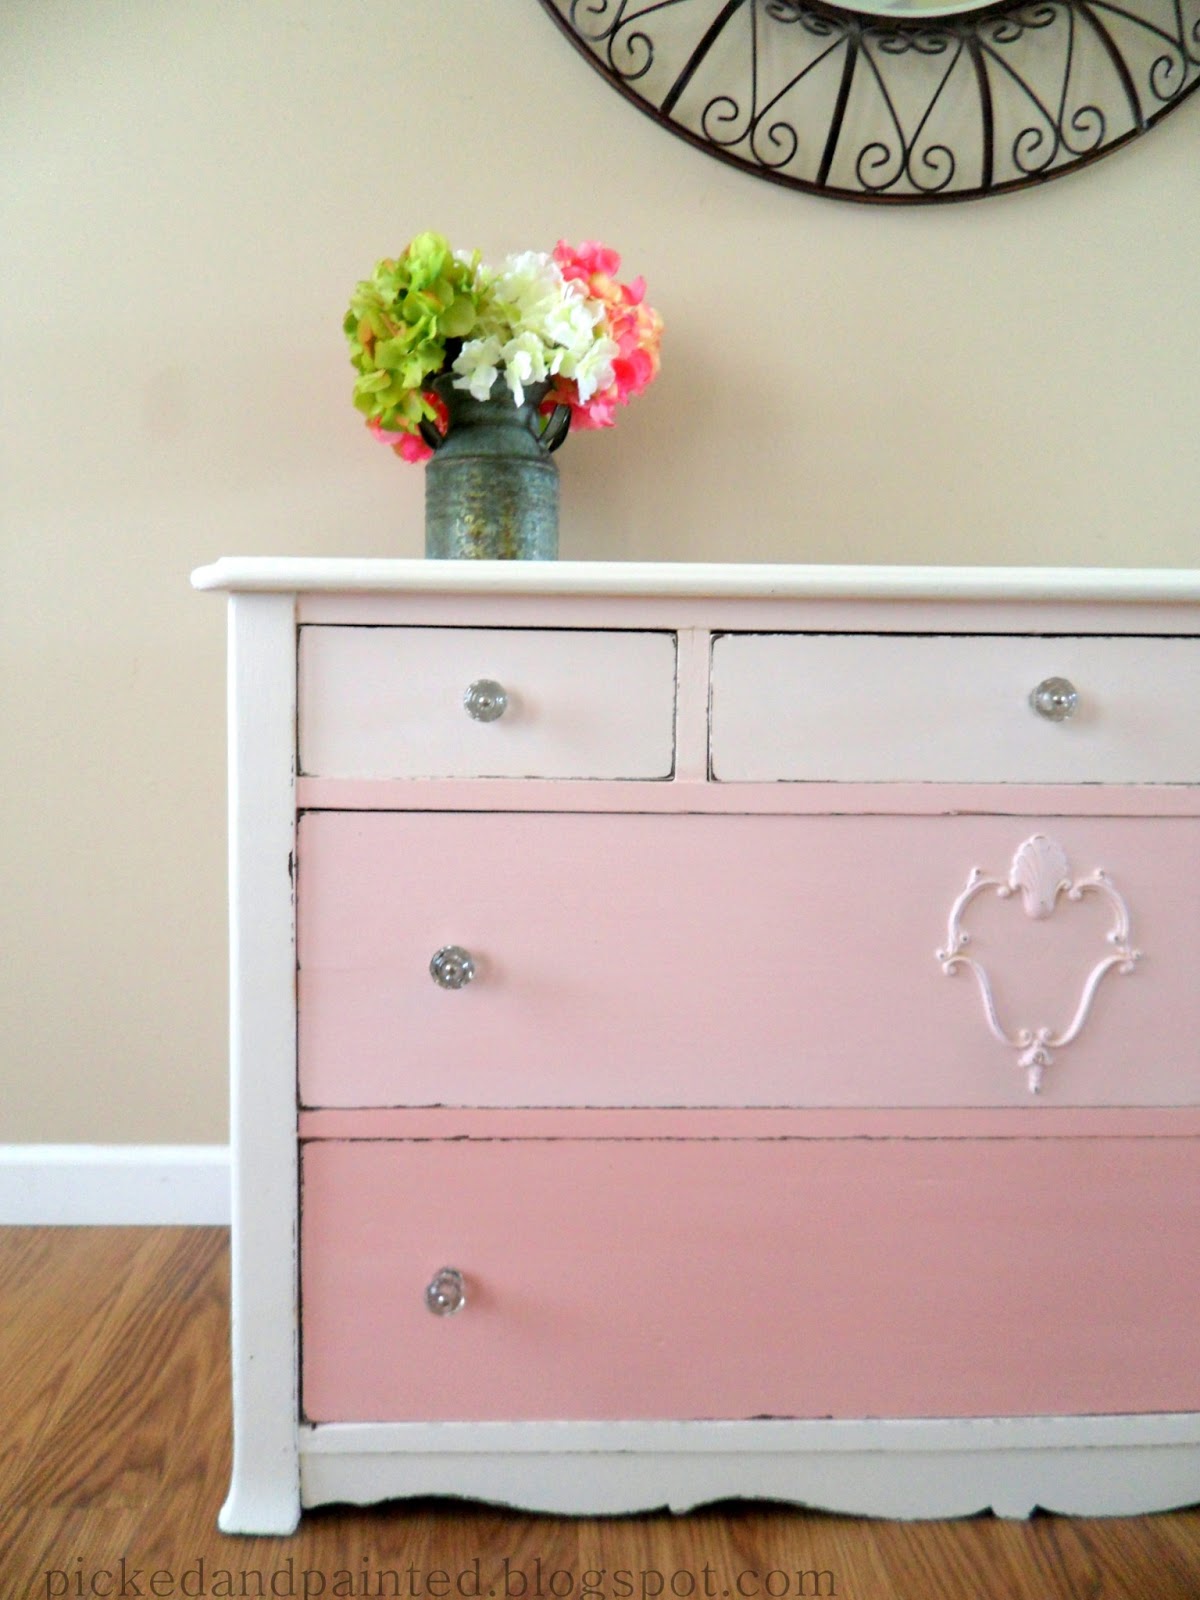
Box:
[430,945,475,989]
[1030,677,1079,722]
[425,1267,466,1316]
[463,679,508,722]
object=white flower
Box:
[492,251,564,330]
[491,252,602,346]
[454,253,618,407]
[500,331,549,407]
[555,333,618,403]
[451,335,503,400]
[542,291,602,357]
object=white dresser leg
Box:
[223,591,300,1536]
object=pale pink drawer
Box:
[710,633,1200,783]
[300,1133,1200,1423]
[296,810,1200,1108]
[298,625,677,779]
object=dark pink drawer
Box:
[300,1132,1200,1423]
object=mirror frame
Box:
[537,0,1200,202]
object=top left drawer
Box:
[298,626,677,780]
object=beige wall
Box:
[2,2,1197,1143]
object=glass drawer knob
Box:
[425,1267,466,1316]
[1030,677,1079,721]
[464,679,508,722]
[430,945,475,989]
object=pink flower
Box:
[395,432,435,464]
[549,240,662,432]
[366,392,448,465]
[614,347,654,393]
[554,239,622,282]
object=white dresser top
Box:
[190,559,1200,605]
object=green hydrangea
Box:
[343,232,482,433]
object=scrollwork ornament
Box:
[538,0,1200,201]
[567,0,658,79]
[936,834,1141,1094]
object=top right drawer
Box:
[710,634,1200,784]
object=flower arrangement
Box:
[344,233,662,463]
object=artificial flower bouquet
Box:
[344,232,662,463]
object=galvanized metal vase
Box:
[420,377,570,559]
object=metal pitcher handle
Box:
[540,404,571,454]
[418,415,446,453]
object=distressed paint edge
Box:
[294,593,1200,636]
[0,1144,231,1225]
[300,1413,1200,1453]
[296,1107,1200,1139]
[293,778,1200,817]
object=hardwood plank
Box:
[1,1507,142,1600]
[0,1228,129,1505]
[2,1227,1198,1600]
[2,1227,229,1511]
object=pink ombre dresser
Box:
[192,559,1200,1534]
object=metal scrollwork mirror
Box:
[537,0,1200,201]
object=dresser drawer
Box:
[710,634,1200,783]
[296,810,1200,1109]
[299,625,677,779]
[300,1133,1200,1423]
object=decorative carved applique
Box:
[937,834,1140,1094]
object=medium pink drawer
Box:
[296,810,1200,1108]
[300,1132,1200,1423]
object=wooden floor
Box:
[2,1229,1198,1600]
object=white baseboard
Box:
[0,1144,231,1225]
